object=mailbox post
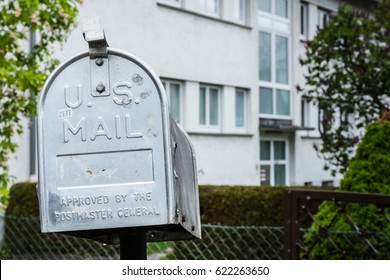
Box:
[37,18,201,259]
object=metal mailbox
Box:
[37,19,200,244]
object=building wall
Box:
[9,0,368,186]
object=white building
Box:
[10,0,374,187]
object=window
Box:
[259,31,291,117]
[259,87,290,116]
[259,31,271,82]
[235,89,247,128]
[199,85,220,127]
[275,0,288,18]
[258,0,271,13]
[260,140,288,185]
[300,2,308,39]
[198,0,220,16]
[234,0,247,24]
[275,35,288,84]
[258,0,289,18]
[318,8,330,29]
[318,108,324,132]
[259,32,289,84]
[301,97,309,127]
[162,80,183,124]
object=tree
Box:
[0,0,81,204]
[297,0,390,176]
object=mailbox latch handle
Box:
[82,17,109,59]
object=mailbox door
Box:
[38,49,172,233]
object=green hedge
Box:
[199,185,335,226]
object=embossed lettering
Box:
[54,209,113,222]
[63,115,142,143]
[113,81,133,105]
[63,118,86,143]
[64,85,83,108]
[91,116,112,141]
[134,192,152,201]
[60,195,109,207]
[115,115,121,139]
[117,206,160,218]
[115,194,127,203]
[125,114,143,138]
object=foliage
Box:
[297,0,390,176]
[199,185,334,226]
[303,121,390,259]
[0,0,81,204]
[5,182,39,217]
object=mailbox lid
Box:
[38,48,175,233]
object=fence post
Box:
[283,190,293,259]
[120,232,147,260]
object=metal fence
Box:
[3,190,389,260]
[0,215,284,260]
[284,190,390,260]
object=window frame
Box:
[161,79,184,125]
[301,96,310,128]
[233,0,247,24]
[318,8,330,30]
[235,88,248,130]
[300,2,308,40]
[259,138,289,186]
[199,84,221,130]
[258,30,292,119]
[197,0,221,17]
[257,0,290,20]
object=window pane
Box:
[234,0,246,22]
[260,87,273,114]
[259,32,271,81]
[258,0,271,12]
[301,98,309,127]
[169,83,181,123]
[209,88,219,125]
[274,164,286,185]
[199,87,206,125]
[300,3,308,36]
[260,164,271,185]
[235,90,245,127]
[318,9,329,29]
[275,0,288,18]
[275,35,288,84]
[276,89,290,115]
[274,141,286,160]
[260,140,271,160]
[199,0,219,14]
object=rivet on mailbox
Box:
[37,17,201,246]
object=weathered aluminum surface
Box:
[37,47,200,242]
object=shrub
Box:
[303,121,390,259]
[5,182,39,217]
